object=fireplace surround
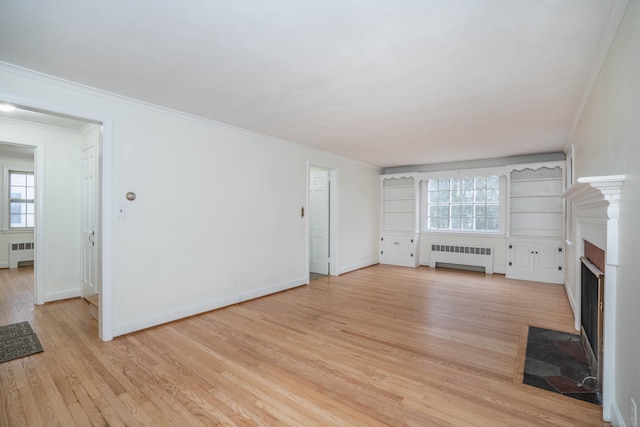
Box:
[562,175,624,420]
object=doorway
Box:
[0,103,104,336]
[308,165,338,281]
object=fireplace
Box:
[562,174,624,419]
[580,255,604,397]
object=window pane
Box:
[8,171,35,229]
[487,175,499,188]
[450,217,461,230]
[487,204,499,217]
[486,188,499,202]
[487,217,499,231]
[437,217,449,229]
[461,177,473,191]
[422,174,501,234]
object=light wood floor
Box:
[0,265,609,426]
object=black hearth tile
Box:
[559,360,592,382]
[524,356,561,377]
[545,375,592,394]
[531,344,581,367]
[556,340,589,363]
[523,373,559,393]
[564,392,601,405]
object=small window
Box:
[8,171,34,229]
[422,175,500,233]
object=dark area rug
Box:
[0,321,44,363]
[523,326,600,405]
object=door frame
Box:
[306,162,338,279]
[0,94,113,341]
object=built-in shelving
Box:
[380,173,419,267]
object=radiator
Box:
[9,242,34,268]
[429,244,494,274]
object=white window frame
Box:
[3,167,35,232]
[419,167,507,236]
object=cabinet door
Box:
[396,235,416,266]
[535,242,563,275]
[379,236,397,265]
[509,241,535,273]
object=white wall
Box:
[0,120,83,300]
[568,1,640,424]
[0,64,380,338]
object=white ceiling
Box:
[0,0,625,167]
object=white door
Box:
[81,129,99,298]
[309,168,329,275]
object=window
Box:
[423,175,500,233]
[8,171,34,229]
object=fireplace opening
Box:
[580,255,604,399]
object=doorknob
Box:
[89,231,95,246]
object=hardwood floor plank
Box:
[0,265,610,426]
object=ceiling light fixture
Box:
[0,103,17,112]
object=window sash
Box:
[423,175,500,233]
[8,171,35,229]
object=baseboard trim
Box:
[44,288,81,303]
[609,400,623,426]
[337,259,378,276]
[112,277,308,337]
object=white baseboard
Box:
[610,400,624,426]
[44,288,81,302]
[0,261,8,269]
[112,277,308,337]
[337,259,378,275]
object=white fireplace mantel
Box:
[561,174,625,421]
[562,175,625,213]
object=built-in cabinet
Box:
[380,173,419,267]
[506,161,565,284]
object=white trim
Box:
[44,288,81,303]
[338,259,379,275]
[610,401,624,427]
[562,174,625,422]
[418,166,507,181]
[112,277,307,337]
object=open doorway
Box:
[0,103,103,336]
[308,165,338,281]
